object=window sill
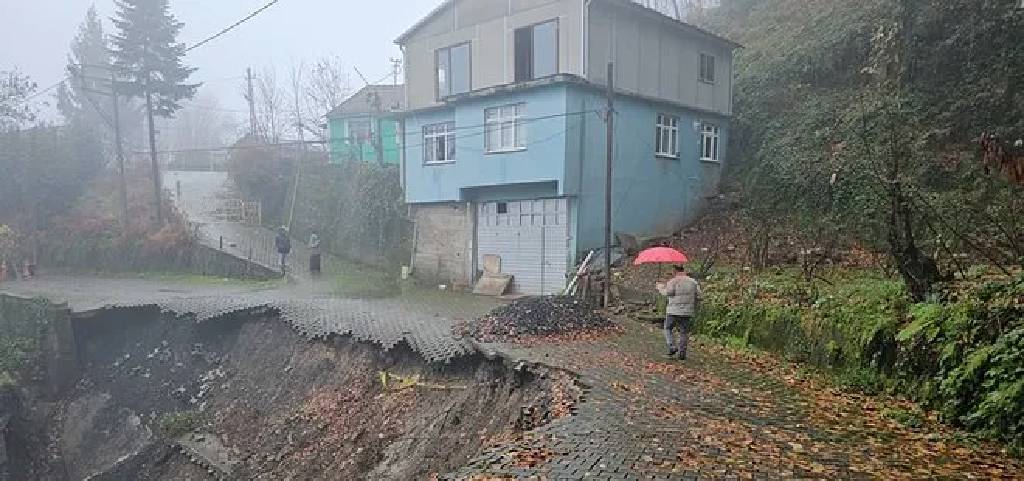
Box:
[699,158,721,164]
[655,153,680,160]
[699,79,716,85]
[485,148,527,155]
[424,160,456,166]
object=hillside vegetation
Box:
[685,0,1024,449]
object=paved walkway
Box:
[448,323,1023,480]
[164,171,307,280]
[1,276,498,364]
[3,275,1021,479]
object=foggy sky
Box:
[1,0,441,118]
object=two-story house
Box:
[397,0,738,295]
[327,84,405,164]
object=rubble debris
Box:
[458,296,618,343]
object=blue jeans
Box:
[664,314,690,358]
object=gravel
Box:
[461,296,616,343]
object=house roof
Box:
[395,0,740,49]
[327,84,405,118]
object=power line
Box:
[140,109,596,156]
[10,2,280,111]
[185,0,281,53]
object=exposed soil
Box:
[15,308,577,480]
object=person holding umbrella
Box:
[635,247,701,361]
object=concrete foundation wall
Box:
[411,203,474,288]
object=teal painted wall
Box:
[329,116,401,165]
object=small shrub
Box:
[882,407,925,429]
[158,411,206,438]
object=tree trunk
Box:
[145,91,163,227]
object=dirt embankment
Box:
[16,309,576,480]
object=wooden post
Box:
[110,72,129,230]
[145,90,163,227]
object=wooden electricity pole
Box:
[110,72,129,229]
[246,67,257,136]
[144,90,163,227]
[603,62,615,307]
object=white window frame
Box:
[655,113,680,158]
[484,103,526,153]
[700,53,716,84]
[700,122,721,162]
[423,122,455,164]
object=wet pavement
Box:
[3,275,1021,479]
[1,276,498,364]
[164,171,295,279]
[447,323,1023,480]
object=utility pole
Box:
[246,67,257,136]
[72,64,130,231]
[110,72,129,229]
[145,90,163,227]
[603,62,615,308]
[287,79,306,232]
[389,57,402,86]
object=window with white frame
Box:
[423,122,455,164]
[700,53,716,83]
[655,114,679,158]
[484,104,525,153]
[700,123,720,162]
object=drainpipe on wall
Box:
[582,0,594,78]
[467,201,477,287]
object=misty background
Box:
[1,0,439,130]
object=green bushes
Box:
[290,161,409,268]
[0,296,61,386]
[897,275,1024,447]
[696,269,1024,448]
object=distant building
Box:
[326,85,404,165]
[397,0,738,294]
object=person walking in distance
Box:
[657,265,702,360]
[308,230,322,277]
[275,226,292,273]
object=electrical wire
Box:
[184,0,281,53]
[9,1,280,111]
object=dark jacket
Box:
[275,234,292,254]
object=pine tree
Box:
[110,0,199,226]
[58,7,109,127]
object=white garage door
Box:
[477,198,569,295]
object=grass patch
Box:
[158,410,206,438]
[0,370,16,388]
[319,254,399,298]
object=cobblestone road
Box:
[1,277,498,364]
[4,275,1020,479]
[449,323,1023,480]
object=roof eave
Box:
[395,0,455,45]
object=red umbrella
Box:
[633,247,688,265]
